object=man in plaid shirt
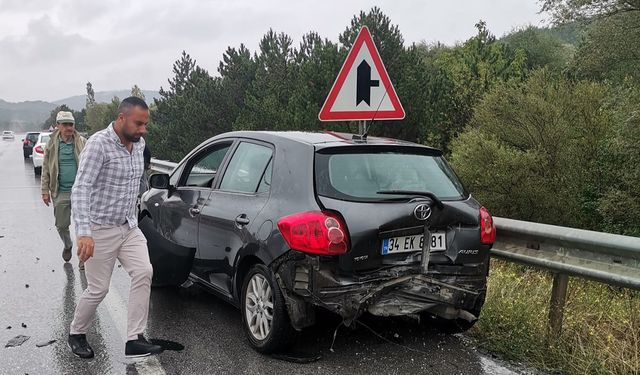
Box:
[68,96,162,358]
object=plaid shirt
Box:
[72,123,145,237]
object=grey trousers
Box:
[53,192,73,249]
[70,223,153,341]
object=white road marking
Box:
[103,271,166,375]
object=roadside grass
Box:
[472,259,640,375]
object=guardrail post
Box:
[547,272,569,340]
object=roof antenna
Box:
[359,80,391,140]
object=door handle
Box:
[189,207,201,216]
[235,214,250,226]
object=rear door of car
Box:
[196,139,274,295]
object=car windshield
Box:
[3,131,10,135]
[315,148,467,202]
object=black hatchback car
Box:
[22,132,40,158]
[140,131,495,353]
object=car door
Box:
[196,140,274,295]
[152,140,233,285]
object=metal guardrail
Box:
[150,158,177,174]
[150,158,640,335]
[491,217,640,336]
[491,217,640,290]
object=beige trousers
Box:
[70,223,153,341]
[52,192,73,249]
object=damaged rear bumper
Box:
[272,252,487,329]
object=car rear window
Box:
[315,147,467,202]
[40,135,50,144]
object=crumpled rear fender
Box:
[271,251,487,329]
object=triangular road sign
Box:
[319,26,405,122]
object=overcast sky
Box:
[0,0,547,103]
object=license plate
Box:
[381,232,446,255]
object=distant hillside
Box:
[0,90,160,132]
[0,99,57,131]
[53,90,160,111]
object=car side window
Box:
[180,143,232,188]
[219,142,273,194]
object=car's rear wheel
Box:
[241,264,295,353]
[34,166,41,176]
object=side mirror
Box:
[149,173,171,189]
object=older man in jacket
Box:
[41,111,87,268]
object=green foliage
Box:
[40,104,85,132]
[85,97,120,134]
[538,21,588,46]
[541,0,640,24]
[426,21,528,150]
[131,84,145,100]
[232,29,296,131]
[571,11,640,81]
[595,84,640,235]
[149,52,228,162]
[477,260,640,375]
[501,25,574,72]
[449,68,640,235]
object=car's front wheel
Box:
[241,264,295,353]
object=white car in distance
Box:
[2,131,15,140]
[32,132,51,175]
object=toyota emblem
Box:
[414,204,431,221]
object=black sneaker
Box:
[125,334,163,358]
[62,247,72,262]
[68,334,94,359]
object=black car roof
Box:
[212,131,441,152]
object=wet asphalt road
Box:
[0,135,531,375]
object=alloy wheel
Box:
[244,273,274,341]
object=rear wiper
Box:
[376,190,444,209]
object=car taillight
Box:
[480,207,496,244]
[23,139,29,145]
[277,211,350,255]
[34,145,44,154]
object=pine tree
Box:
[86,82,96,108]
[131,84,145,100]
